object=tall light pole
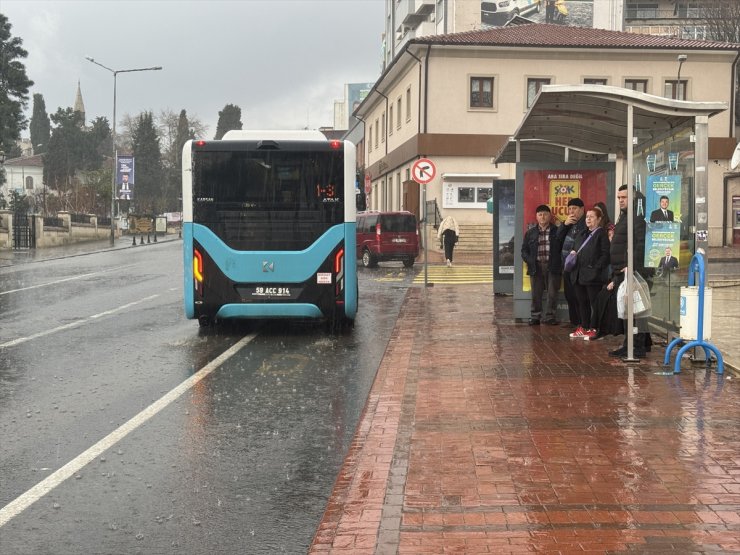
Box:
[85,56,162,246]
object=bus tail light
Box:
[334,248,345,297]
[193,248,204,295]
[375,222,381,239]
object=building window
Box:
[381,112,385,142]
[396,171,401,210]
[405,168,410,181]
[664,80,687,100]
[584,78,607,85]
[406,87,411,122]
[676,2,702,18]
[681,26,707,40]
[388,106,393,135]
[368,127,373,152]
[442,182,493,209]
[397,97,402,129]
[527,78,550,108]
[470,76,494,108]
[374,119,379,149]
[625,79,648,93]
[625,2,659,19]
[26,176,34,189]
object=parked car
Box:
[356,211,419,268]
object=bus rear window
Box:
[192,149,345,251]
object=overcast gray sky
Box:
[3,0,385,137]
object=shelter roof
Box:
[493,85,728,164]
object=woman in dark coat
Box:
[568,205,610,339]
[588,223,622,339]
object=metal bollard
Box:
[132,235,137,246]
[147,234,151,244]
[153,233,157,243]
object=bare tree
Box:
[698,1,740,42]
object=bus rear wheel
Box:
[403,257,415,268]
[198,315,213,327]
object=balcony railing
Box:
[624,8,705,21]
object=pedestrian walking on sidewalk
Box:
[437,215,459,267]
[521,204,562,326]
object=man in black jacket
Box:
[521,204,562,325]
[608,184,650,358]
[556,197,586,327]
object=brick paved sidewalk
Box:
[310,285,740,554]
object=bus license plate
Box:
[238,285,300,300]
[391,237,407,243]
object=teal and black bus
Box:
[182,130,357,330]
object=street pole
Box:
[85,57,162,246]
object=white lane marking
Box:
[0,333,257,528]
[0,294,160,349]
[0,265,137,296]
[0,272,102,295]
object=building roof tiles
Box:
[412,23,740,51]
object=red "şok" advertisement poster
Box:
[521,169,608,232]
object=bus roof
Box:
[222,130,327,141]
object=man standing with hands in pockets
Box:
[521,204,562,325]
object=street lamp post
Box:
[85,56,162,246]
[676,54,687,100]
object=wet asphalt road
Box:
[0,241,414,554]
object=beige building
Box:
[356,23,740,246]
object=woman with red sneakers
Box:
[567,205,610,340]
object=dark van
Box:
[356,211,419,268]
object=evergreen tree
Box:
[87,116,112,165]
[43,108,86,196]
[214,103,243,139]
[131,112,164,214]
[0,14,34,183]
[158,108,204,212]
[175,109,195,170]
[30,93,51,154]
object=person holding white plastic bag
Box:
[607,185,652,358]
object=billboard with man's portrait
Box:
[117,155,135,201]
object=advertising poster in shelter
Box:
[496,180,515,276]
[644,175,682,268]
[646,175,681,223]
[521,169,608,290]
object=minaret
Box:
[73,80,86,126]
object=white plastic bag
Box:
[617,271,652,319]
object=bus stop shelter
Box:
[494,85,727,360]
